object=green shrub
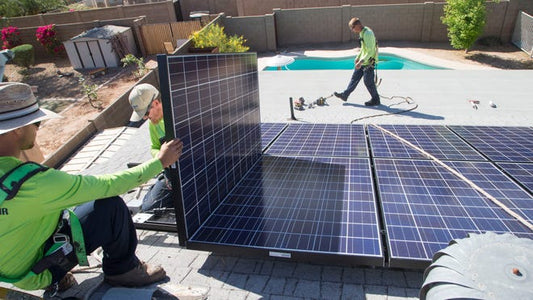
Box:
[11,44,34,68]
[189,24,249,53]
[441,0,491,53]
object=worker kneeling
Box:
[0,83,183,293]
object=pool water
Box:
[264,53,445,70]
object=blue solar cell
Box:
[368,125,485,161]
[190,155,383,257]
[266,124,368,157]
[497,163,533,194]
[449,126,533,162]
[261,123,287,151]
[375,159,533,262]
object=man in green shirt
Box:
[334,17,381,106]
[129,83,172,212]
[0,82,183,292]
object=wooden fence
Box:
[139,20,202,55]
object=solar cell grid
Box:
[496,162,533,195]
[190,155,383,259]
[160,52,533,269]
[265,123,368,157]
[160,53,261,237]
[375,158,533,265]
[368,125,485,161]
[261,123,287,151]
[449,126,533,162]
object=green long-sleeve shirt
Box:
[356,26,378,66]
[149,119,165,157]
[0,156,163,290]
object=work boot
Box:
[333,92,347,101]
[44,272,76,295]
[364,98,380,106]
[104,261,166,287]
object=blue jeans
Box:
[341,65,380,101]
[141,174,173,212]
[48,197,140,284]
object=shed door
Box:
[73,40,107,69]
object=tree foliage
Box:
[0,0,65,18]
[441,0,487,52]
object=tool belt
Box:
[0,162,88,284]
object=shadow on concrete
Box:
[342,102,444,122]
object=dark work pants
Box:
[48,196,139,284]
[341,65,380,101]
[141,175,173,212]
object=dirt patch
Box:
[2,43,531,158]
[3,55,140,156]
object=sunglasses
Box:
[33,121,41,128]
[143,95,157,117]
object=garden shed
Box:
[63,25,137,70]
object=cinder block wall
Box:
[223,1,518,52]
[7,1,175,28]
[222,15,277,52]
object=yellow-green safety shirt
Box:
[0,156,163,290]
[356,26,378,66]
[149,119,165,157]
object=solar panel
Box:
[189,155,383,263]
[497,162,533,194]
[374,158,533,267]
[449,126,533,162]
[368,125,485,161]
[261,123,287,151]
[265,123,368,157]
[158,53,262,238]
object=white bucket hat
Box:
[129,83,160,122]
[0,82,61,135]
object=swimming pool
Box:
[263,53,446,70]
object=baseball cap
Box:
[129,83,160,122]
[0,82,61,134]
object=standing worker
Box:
[334,17,381,106]
[128,83,173,212]
[0,82,183,293]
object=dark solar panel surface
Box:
[497,162,533,194]
[190,155,383,258]
[374,158,533,264]
[368,125,485,161]
[449,126,533,162]
[160,53,261,237]
[265,124,368,157]
[261,123,287,151]
[159,53,533,268]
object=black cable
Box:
[350,69,417,124]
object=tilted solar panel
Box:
[374,158,533,268]
[189,155,383,265]
[158,53,261,239]
[368,125,485,161]
[449,126,533,162]
[265,123,368,157]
